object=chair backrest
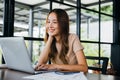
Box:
[86,56,109,74]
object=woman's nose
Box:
[48,23,53,28]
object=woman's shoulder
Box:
[69,33,79,39]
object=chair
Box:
[86,56,109,74]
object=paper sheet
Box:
[23,72,88,80]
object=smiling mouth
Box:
[49,29,54,33]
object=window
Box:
[81,0,113,70]
[0,0,113,66]
[0,0,3,36]
[0,0,4,64]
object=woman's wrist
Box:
[47,36,53,43]
[55,64,61,70]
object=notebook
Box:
[0,37,53,74]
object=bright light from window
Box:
[15,0,45,5]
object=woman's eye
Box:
[53,22,57,23]
[47,21,50,23]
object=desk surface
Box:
[0,69,120,80]
[86,73,120,80]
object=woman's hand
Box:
[35,64,58,71]
[46,64,58,70]
[35,64,48,70]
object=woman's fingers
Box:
[35,64,48,70]
[34,64,41,70]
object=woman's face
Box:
[46,12,60,37]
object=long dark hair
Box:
[44,9,69,64]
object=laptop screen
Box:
[0,37,35,73]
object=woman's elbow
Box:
[78,64,88,72]
[84,66,88,73]
[82,65,88,73]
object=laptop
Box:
[0,37,53,74]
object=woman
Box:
[35,8,88,73]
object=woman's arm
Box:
[35,36,53,70]
[43,50,88,73]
